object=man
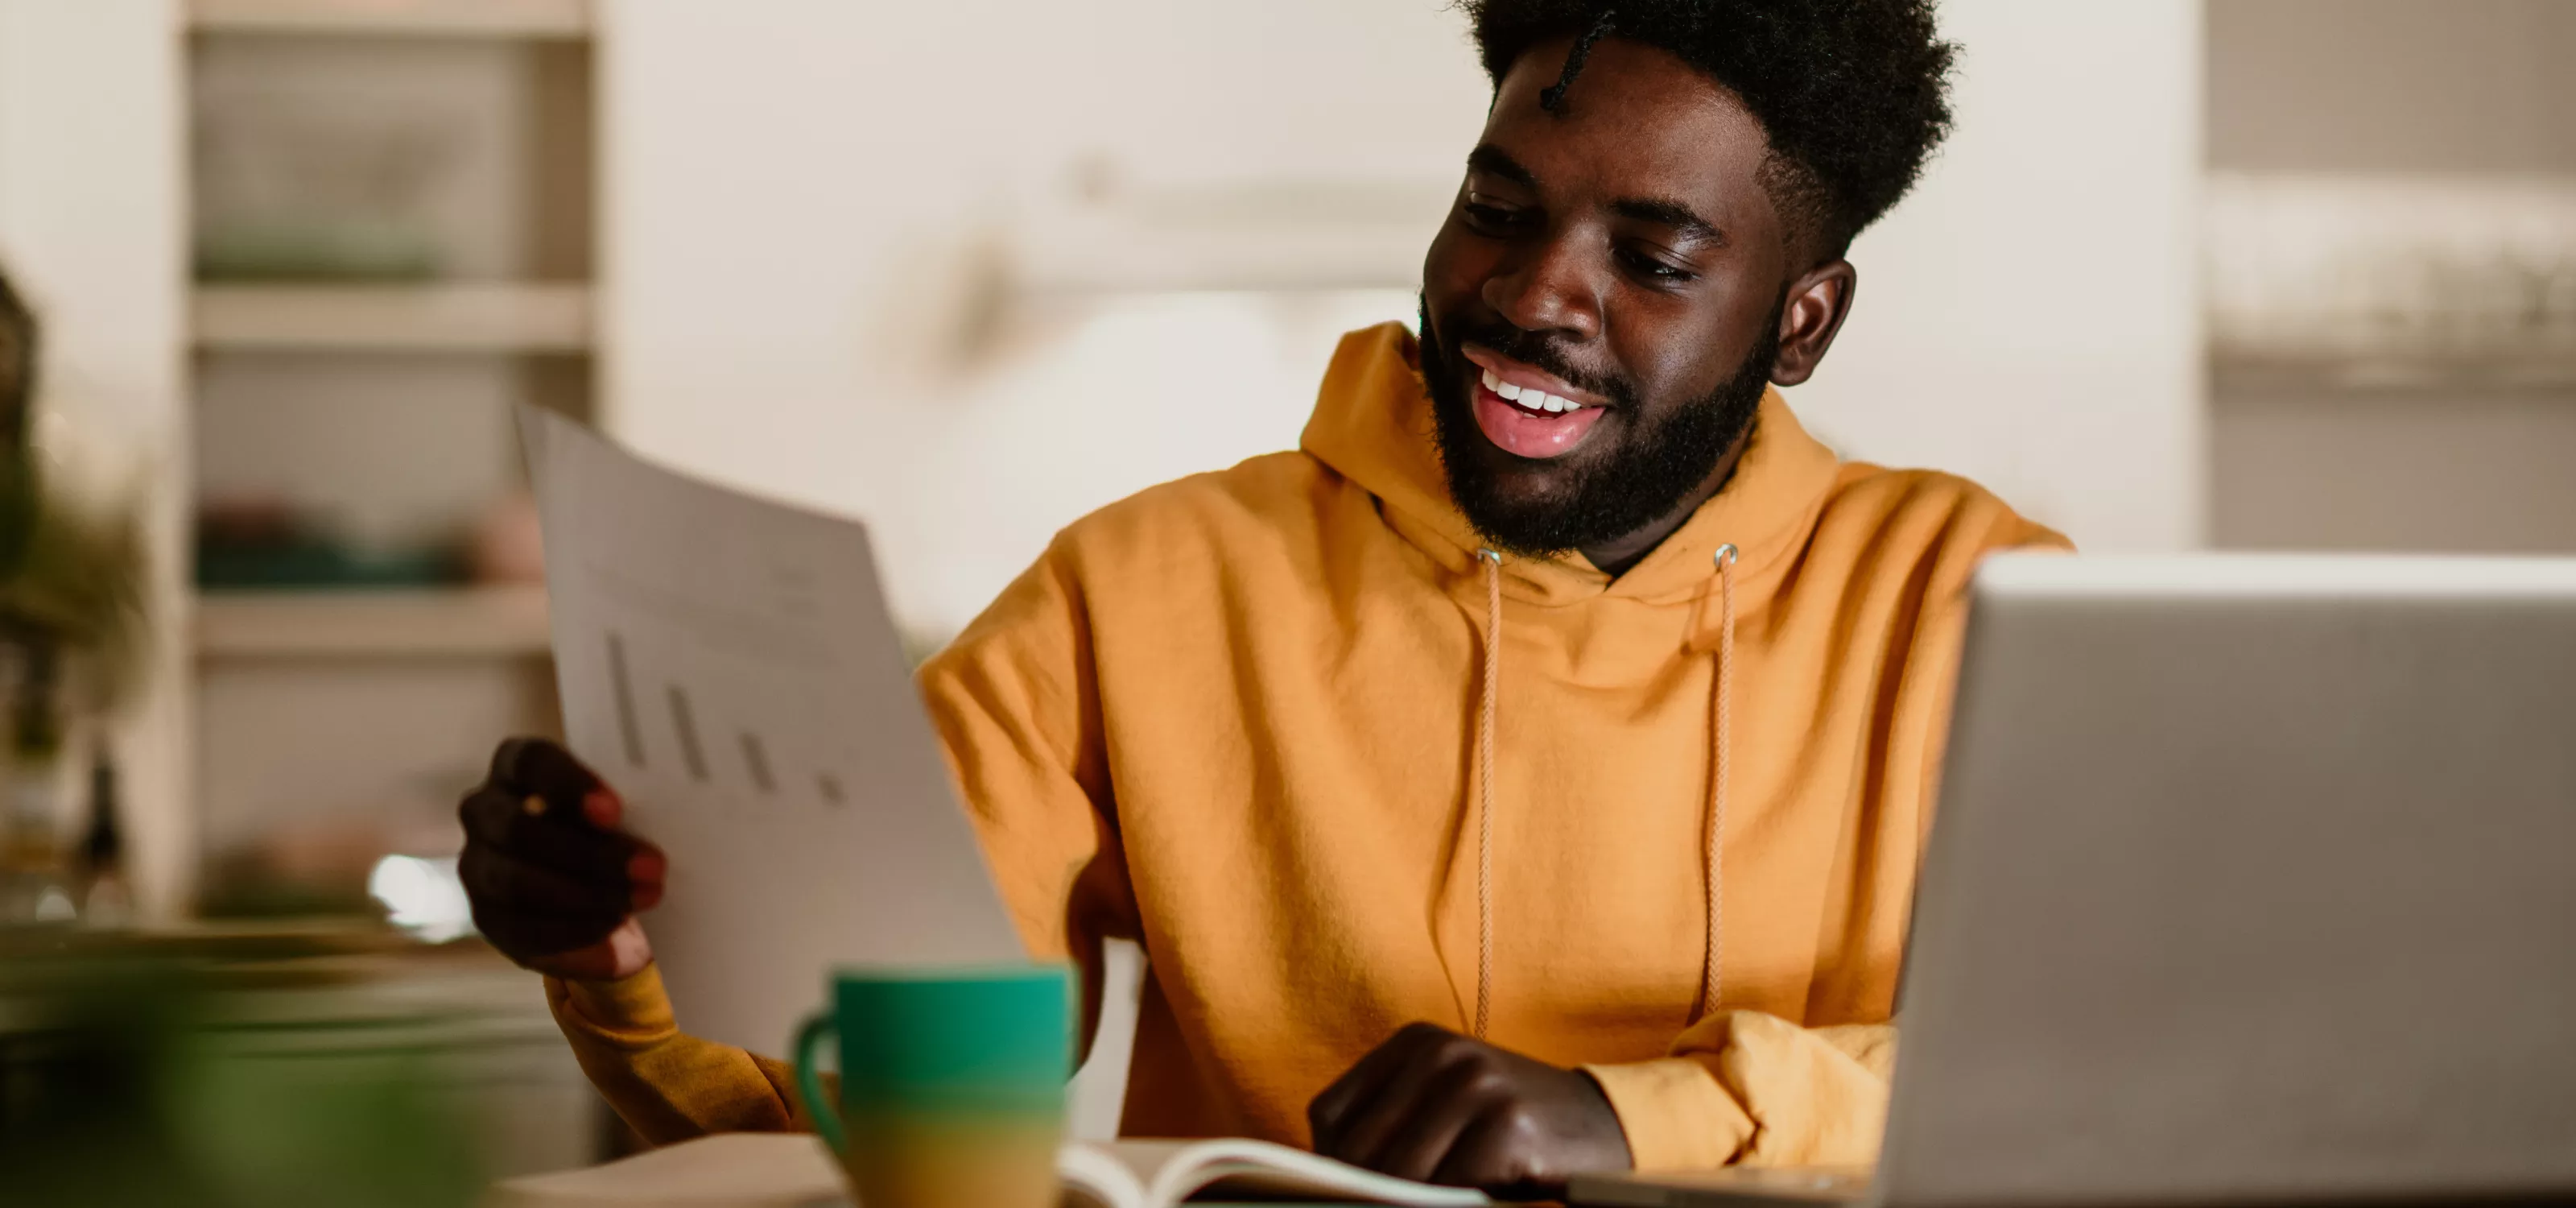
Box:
[460,0,2066,1197]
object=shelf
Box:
[2212,351,2576,395]
[193,283,592,354]
[187,0,591,39]
[196,586,553,659]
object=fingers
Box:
[459,840,626,917]
[459,843,626,956]
[1428,1104,1535,1194]
[489,736,603,811]
[1351,1058,1492,1182]
[460,737,669,975]
[459,785,646,888]
[1311,1026,1629,1197]
[1310,1021,1447,1153]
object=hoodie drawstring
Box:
[1473,547,1503,1040]
[1698,543,1739,1022]
[1465,542,1738,1039]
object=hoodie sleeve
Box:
[1583,1015,1896,1169]
[916,538,1139,978]
[543,966,815,1144]
[543,540,1133,1141]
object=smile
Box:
[1462,347,1610,461]
[1482,367,1587,414]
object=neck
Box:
[1579,428,1753,578]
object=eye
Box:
[1616,246,1699,285]
[1459,197,1535,236]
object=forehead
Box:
[1482,36,1781,240]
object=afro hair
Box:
[1465,0,1957,259]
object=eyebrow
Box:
[1465,143,1537,188]
[1608,197,1726,247]
[1464,143,1728,248]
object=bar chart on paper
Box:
[517,406,1021,1053]
[597,627,843,808]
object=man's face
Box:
[1420,37,1802,558]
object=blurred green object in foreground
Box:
[0,937,485,1208]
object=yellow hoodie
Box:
[545,323,2068,1169]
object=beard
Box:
[1420,296,1781,560]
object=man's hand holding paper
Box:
[459,736,664,983]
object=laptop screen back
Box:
[1881,555,2576,1208]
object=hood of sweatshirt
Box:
[1298,321,1846,616]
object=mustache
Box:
[1433,313,1634,409]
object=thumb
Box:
[529,917,654,983]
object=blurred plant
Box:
[0,263,149,929]
[0,266,148,733]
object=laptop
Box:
[1573,553,2576,1208]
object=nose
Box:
[1480,234,1603,343]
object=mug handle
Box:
[792,1011,848,1154]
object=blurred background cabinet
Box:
[183,0,594,914]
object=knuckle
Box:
[1492,1099,1545,1140]
[489,736,532,782]
[1436,1038,1494,1071]
[456,788,501,831]
[1459,1064,1513,1100]
[1395,1020,1451,1045]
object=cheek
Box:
[1422,222,1492,312]
[1609,284,1773,399]
[1606,307,1720,403]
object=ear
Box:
[1767,259,1857,387]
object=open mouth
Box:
[1462,349,1609,460]
[1481,367,1587,415]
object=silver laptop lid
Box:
[1881,554,2576,1208]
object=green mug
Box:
[792,964,1072,1208]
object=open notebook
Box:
[485,1131,1491,1208]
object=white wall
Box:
[2204,0,2576,554]
[1788,0,2205,551]
[0,0,192,919]
[2215,385,2576,553]
[2207,0,2576,175]
[599,0,1487,635]
[604,0,2208,644]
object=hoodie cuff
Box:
[1583,1056,1755,1171]
[546,964,678,1048]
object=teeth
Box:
[1480,366,1586,415]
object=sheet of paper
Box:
[517,405,1022,1054]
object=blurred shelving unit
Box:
[187,0,591,39]
[2210,352,2576,395]
[111,0,615,1173]
[193,282,592,354]
[196,587,552,660]
[181,0,594,922]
